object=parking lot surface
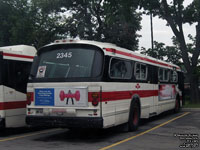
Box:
[0,111,199,150]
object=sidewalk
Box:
[181,108,200,112]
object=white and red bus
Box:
[26,40,183,131]
[0,45,36,128]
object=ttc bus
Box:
[0,45,36,128]
[26,40,183,131]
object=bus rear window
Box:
[35,47,102,79]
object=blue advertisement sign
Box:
[35,88,54,106]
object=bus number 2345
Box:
[56,52,72,59]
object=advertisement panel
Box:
[159,84,176,100]
[35,87,88,107]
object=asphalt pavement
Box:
[0,110,199,150]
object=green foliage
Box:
[183,0,200,24]
[183,100,200,108]
[139,0,200,103]
[0,0,66,48]
[0,0,141,50]
[52,0,142,50]
[141,40,182,65]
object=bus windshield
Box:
[35,46,103,79]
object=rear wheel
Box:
[128,99,140,131]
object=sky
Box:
[137,0,195,49]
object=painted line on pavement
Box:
[0,128,62,142]
[99,112,190,150]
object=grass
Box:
[183,100,200,108]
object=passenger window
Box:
[110,58,132,79]
[3,60,31,93]
[134,63,147,80]
[158,68,164,81]
[135,64,140,79]
[171,71,178,82]
[158,68,169,82]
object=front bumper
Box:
[26,116,103,128]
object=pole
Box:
[150,12,154,50]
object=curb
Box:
[181,108,200,112]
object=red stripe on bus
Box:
[0,101,26,110]
[88,90,158,102]
[105,48,180,70]
[3,53,34,59]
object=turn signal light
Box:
[27,92,34,105]
[91,92,99,106]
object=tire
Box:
[174,97,180,113]
[128,99,140,131]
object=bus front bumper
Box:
[26,116,103,128]
[0,118,5,128]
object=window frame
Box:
[109,57,133,79]
[32,44,104,82]
[158,68,170,82]
[134,62,148,81]
[170,70,178,83]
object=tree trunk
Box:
[189,73,200,103]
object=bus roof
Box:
[42,39,181,71]
[0,45,37,62]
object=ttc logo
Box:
[59,90,80,105]
[135,83,141,89]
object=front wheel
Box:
[128,100,140,131]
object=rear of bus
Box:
[26,41,104,128]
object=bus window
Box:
[158,68,169,82]
[15,61,32,93]
[171,71,178,82]
[35,47,103,79]
[3,60,32,93]
[109,58,132,79]
[3,60,16,90]
[135,63,147,80]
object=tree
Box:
[139,0,200,103]
[141,38,183,66]
[0,0,66,48]
[42,0,142,50]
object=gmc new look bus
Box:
[26,40,183,131]
[0,45,36,128]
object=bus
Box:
[0,45,36,128]
[26,40,183,131]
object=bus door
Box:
[150,66,158,115]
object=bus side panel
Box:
[0,86,5,127]
[2,59,30,128]
[115,99,130,125]
[101,101,116,128]
[4,86,26,127]
[157,84,176,114]
[5,109,26,128]
[101,83,154,128]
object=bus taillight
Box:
[91,92,99,106]
[27,92,34,105]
